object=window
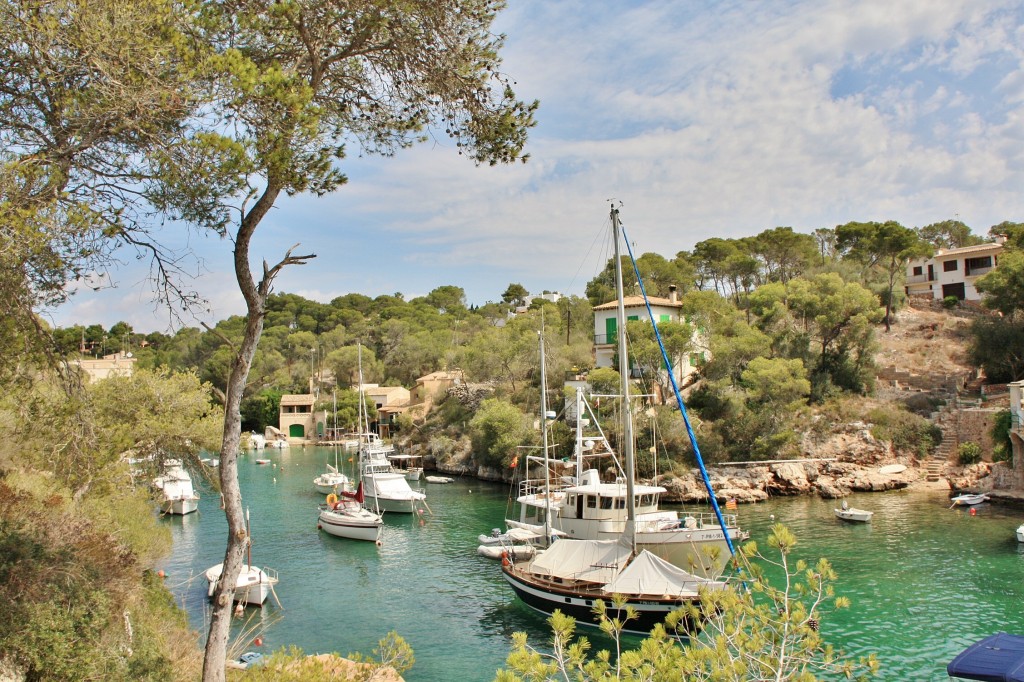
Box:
[627,315,639,322]
[912,266,923,276]
[943,260,958,272]
[586,495,597,508]
[659,314,670,324]
[600,497,613,509]
[965,256,993,275]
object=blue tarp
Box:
[948,633,1024,681]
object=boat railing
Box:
[518,477,572,498]
[634,510,739,532]
[260,567,279,584]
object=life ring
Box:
[326,493,338,505]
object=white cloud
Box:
[51,0,1024,330]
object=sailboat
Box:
[501,206,730,635]
[314,390,351,495]
[507,386,745,577]
[204,508,279,606]
[317,482,383,543]
[355,344,426,514]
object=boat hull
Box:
[635,526,747,577]
[501,565,697,636]
[952,494,989,506]
[204,564,277,606]
[364,494,418,514]
[313,474,349,495]
[1016,524,1024,543]
[160,496,199,515]
[318,507,382,543]
[834,508,872,523]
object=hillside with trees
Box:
[48,218,1018,480]
[8,0,1016,678]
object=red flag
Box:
[509,455,519,469]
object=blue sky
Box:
[48,0,1024,333]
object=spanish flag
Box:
[509,455,519,469]
[725,498,738,510]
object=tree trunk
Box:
[202,183,283,681]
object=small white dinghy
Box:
[951,493,990,506]
[1016,524,1024,543]
[477,544,536,560]
[834,502,873,523]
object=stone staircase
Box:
[925,403,959,482]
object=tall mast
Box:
[538,328,551,543]
[611,205,637,548]
[357,343,367,435]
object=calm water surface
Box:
[159,447,1024,681]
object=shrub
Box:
[958,441,983,465]
[942,295,960,309]
[992,410,1014,462]
[868,407,941,456]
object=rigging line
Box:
[565,214,617,298]
[618,222,737,558]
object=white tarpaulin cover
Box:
[370,474,426,500]
[530,538,632,584]
[601,550,726,597]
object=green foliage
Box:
[241,390,283,433]
[992,410,1014,463]
[943,295,960,309]
[468,399,530,469]
[919,219,984,249]
[867,407,941,456]
[0,474,194,681]
[234,632,413,680]
[497,524,877,682]
[969,316,1024,383]
[976,250,1024,316]
[740,357,810,407]
[957,441,983,466]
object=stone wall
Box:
[956,408,1001,457]
[876,365,969,393]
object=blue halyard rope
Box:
[619,224,737,557]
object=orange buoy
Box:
[970,507,977,516]
[501,550,510,568]
[253,637,263,647]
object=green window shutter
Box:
[627,315,639,321]
[605,317,616,342]
[659,314,670,324]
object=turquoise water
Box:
[159,447,1024,680]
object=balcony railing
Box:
[594,333,614,345]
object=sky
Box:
[46,0,1024,333]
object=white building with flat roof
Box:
[905,241,1004,302]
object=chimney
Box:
[669,284,678,304]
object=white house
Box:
[591,286,707,395]
[905,241,1004,302]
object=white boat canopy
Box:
[601,550,725,598]
[372,474,426,500]
[529,538,631,584]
